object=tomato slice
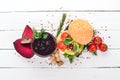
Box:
[57,41,67,51]
[61,32,69,40]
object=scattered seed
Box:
[75,64,77,65]
[28,21,31,23]
[86,57,91,59]
[80,62,82,64]
[105,29,107,31]
[108,36,111,38]
[59,7,63,9]
[105,26,107,28]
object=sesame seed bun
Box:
[68,19,93,45]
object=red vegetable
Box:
[93,36,102,45]
[99,43,108,52]
[57,41,67,51]
[88,43,97,53]
[21,25,33,44]
[61,32,69,40]
[13,39,34,58]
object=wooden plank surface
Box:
[0,0,120,80]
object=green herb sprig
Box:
[56,13,66,38]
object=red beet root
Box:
[13,39,34,58]
[21,25,33,44]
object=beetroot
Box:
[13,25,34,58]
[13,39,34,58]
[21,25,33,44]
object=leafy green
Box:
[63,53,74,63]
[63,53,69,58]
[73,43,77,52]
[63,37,72,45]
[68,55,74,63]
[40,28,45,34]
[33,28,40,39]
[33,28,47,39]
[43,33,48,39]
[56,13,66,38]
[75,52,82,57]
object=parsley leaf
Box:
[43,33,48,39]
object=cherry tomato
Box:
[88,43,97,52]
[99,43,108,52]
[61,32,69,40]
[57,41,67,51]
[93,36,102,45]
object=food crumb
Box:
[108,36,111,38]
[91,22,93,24]
[40,24,43,25]
[80,62,82,64]
[28,21,31,23]
[79,56,85,59]
[101,26,103,28]
[75,16,77,18]
[86,57,91,59]
[59,7,63,9]
[40,62,42,64]
[105,26,107,28]
[49,63,52,65]
[109,45,111,47]
[75,63,77,65]
[68,15,71,17]
[105,29,107,31]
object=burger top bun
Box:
[68,19,93,45]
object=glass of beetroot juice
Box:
[32,32,56,57]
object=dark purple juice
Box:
[32,32,56,57]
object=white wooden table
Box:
[0,0,120,80]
